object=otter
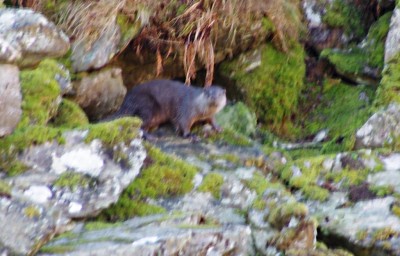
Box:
[108,79,227,138]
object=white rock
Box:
[24,186,52,204]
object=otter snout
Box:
[204,86,226,112]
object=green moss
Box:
[219,43,305,137]
[84,221,122,231]
[375,52,400,106]
[97,144,197,221]
[0,180,11,197]
[24,205,40,218]
[322,0,365,38]
[18,59,63,128]
[356,229,368,241]
[0,125,66,175]
[326,168,370,187]
[117,13,143,50]
[206,127,252,146]
[320,48,367,75]
[320,12,391,80]
[198,172,224,199]
[54,172,95,191]
[39,245,75,254]
[365,12,392,69]
[243,172,286,196]
[51,99,89,128]
[301,80,374,153]
[300,185,330,202]
[215,102,257,136]
[85,117,142,146]
[392,205,400,218]
[370,185,395,197]
[267,201,308,229]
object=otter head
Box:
[203,86,227,113]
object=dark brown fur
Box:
[108,80,227,137]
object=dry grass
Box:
[17,0,303,86]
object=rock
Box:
[0,8,69,67]
[385,8,400,63]
[73,68,127,121]
[216,102,257,137]
[355,103,400,149]
[70,9,146,72]
[302,0,350,52]
[39,213,254,255]
[0,127,146,255]
[311,196,400,255]
[0,64,21,137]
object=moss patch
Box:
[51,99,89,128]
[215,102,257,137]
[219,43,305,137]
[85,117,141,146]
[18,59,63,128]
[375,52,400,106]
[198,172,224,199]
[97,144,197,221]
[0,125,65,176]
[267,201,308,229]
[205,127,252,147]
[299,80,374,153]
[322,0,365,38]
[0,180,11,197]
[54,172,96,191]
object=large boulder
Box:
[0,64,21,137]
[355,103,400,149]
[0,121,146,255]
[73,68,127,121]
[0,8,69,67]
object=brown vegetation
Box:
[13,0,303,86]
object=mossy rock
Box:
[320,12,391,85]
[322,0,366,39]
[198,172,224,199]
[18,59,63,128]
[97,144,198,221]
[51,99,89,128]
[300,80,374,153]
[219,43,305,138]
[216,102,257,137]
[267,201,308,229]
[375,52,400,106]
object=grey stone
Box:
[0,64,21,137]
[0,130,146,255]
[0,8,69,67]
[73,68,127,120]
[39,213,254,256]
[355,103,400,149]
[385,8,400,63]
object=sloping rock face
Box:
[385,7,400,63]
[0,64,21,137]
[0,8,69,67]
[73,68,127,120]
[0,130,146,255]
[355,103,400,149]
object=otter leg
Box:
[207,117,223,133]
